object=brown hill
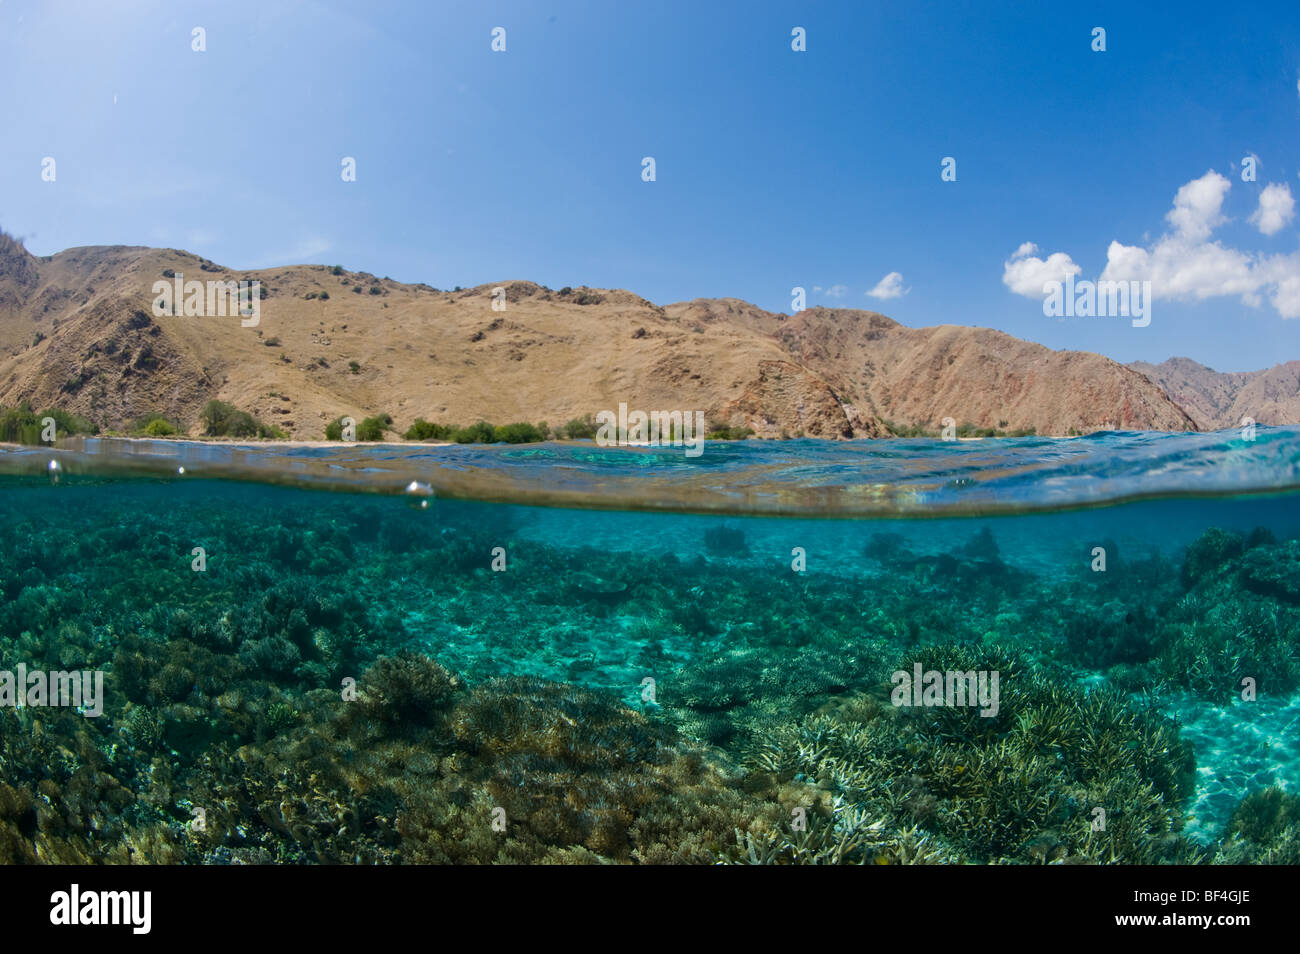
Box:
[1130,357,1300,430]
[0,238,1197,439]
[669,301,1195,436]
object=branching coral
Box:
[1213,788,1300,865]
[0,486,1291,866]
[739,645,1203,864]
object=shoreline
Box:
[47,433,1090,449]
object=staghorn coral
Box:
[1043,527,1300,701]
[726,797,960,865]
[1239,539,1300,603]
[1181,527,1246,587]
[1213,788,1300,865]
[344,651,461,734]
[738,645,1203,864]
[1154,533,1300,699]
[0,482,1293,865]
[0,704,188,864]
[180,660,796,864]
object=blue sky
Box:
[3,0,1300,370]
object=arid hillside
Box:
[1130,357,1300,430]
[0,234,1204,439]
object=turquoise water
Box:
[0,429,1298,863]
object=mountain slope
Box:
[0,236,1199,439]
[1130,357,1300,430]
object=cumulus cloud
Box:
[1001,243,1081,298]
[1256,252,1300,317]
[1101,237,1256,301]
[1250,182,1296,236]
[867,271,908,300]
[1095,171,1300,317]
[824,284,848,299]
[1165,170,1230,241]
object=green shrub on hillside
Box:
[492,422,548,443]
[403,418,564,444]
[356,414,392,442]
[0,404,98,444]
[131,413,182,437]
[452,421,496,444]
[199,400,281,439]
[707,425,754,441]
[404,419,454,441]
[559,415,597,439]
[145,418,179,436]
[325,414,391,441]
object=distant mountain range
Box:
[1127,357,1300,430]
[0,233,1292,439]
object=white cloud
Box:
[1101,236,1256,301]
[1001,243,1081,298]
[1093,172,1300,317]
[1165,170,1230,241]
[1275,273,1300,317]
[1250,182,1295,236]
[1257,252,1300,317]
[824,284,848,299]
[867,271,908,300]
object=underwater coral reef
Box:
[0,476,1295,863]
